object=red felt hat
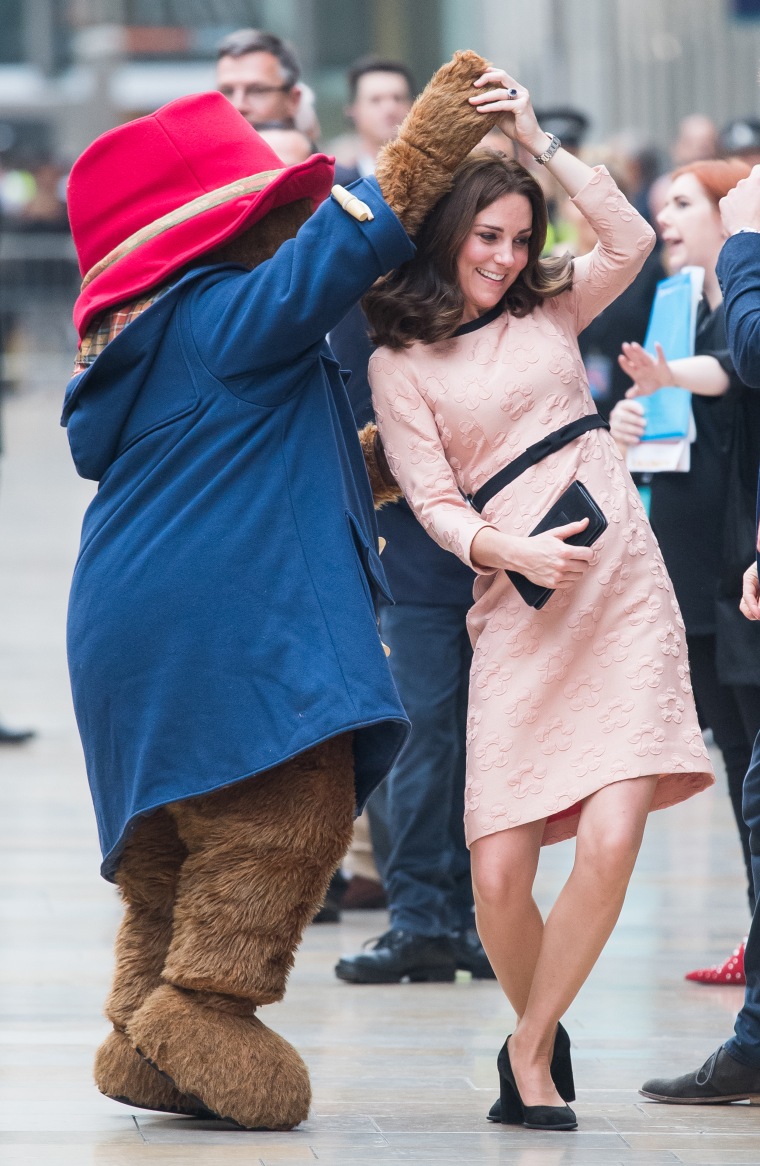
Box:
[68,91,334,338]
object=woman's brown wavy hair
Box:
[363,149,574,350]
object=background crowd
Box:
[3,8,760,996]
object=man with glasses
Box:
[216,29,302,128]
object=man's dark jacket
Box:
[330,167,475,607]
[718,231,760,577]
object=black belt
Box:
[468,414,610,514]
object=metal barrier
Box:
[0,228,80,388]
[0,226,79,294]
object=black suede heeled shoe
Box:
[493,1035,577,1131]
[487,1021,574,1122]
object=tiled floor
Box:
[1,381,759,1164]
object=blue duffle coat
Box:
[63,177,413,880]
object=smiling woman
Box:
[364,151,572,347]
[456,193,533,321]
[365,64,714,1137]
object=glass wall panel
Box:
[0,0,25,64]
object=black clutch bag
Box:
[506,480,608,610]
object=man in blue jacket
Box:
[640,167,760,1105]
[331,253,492,985]
[329,54,492,982]
[63,54,502,1131]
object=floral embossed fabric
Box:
[369,167,714,848]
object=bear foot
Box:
[127,983,311,1130]
[95,1028,218,1118]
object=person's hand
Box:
[375,50,502,237]
[469,68,550,158]
[740,561,760,620]
[471,520,595,588]
[720,166,760,235]
[609,399,646,446]
[619,341,673,397]
[515,522,597,588]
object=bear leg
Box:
[127,734,356,1130]
[94,808,213,1117]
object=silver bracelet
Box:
[533,133,562,165]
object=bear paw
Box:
[95,1028,218,1118]
[127,983,311,1130]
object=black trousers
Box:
[688,633,760,913]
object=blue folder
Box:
[638,269,700,441]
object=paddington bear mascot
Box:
[62,51,500,1130]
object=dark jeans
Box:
[726,729,760,1067]
[366,602,473,937]
[688,634,760,912]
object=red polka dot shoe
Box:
[685,940,747,985]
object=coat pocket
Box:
[321,352,354,399]
[346,510,394,607]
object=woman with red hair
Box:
[611,158,760,984]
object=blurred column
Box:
[439,0,485,58]
[259,0,317,75]
[544,0,570,101]
[477,0,551,94]
[370,0,443,83]
[68,18,123,156]
[22,0,60,78]
[372,0,406,58]
[560,0,619,141]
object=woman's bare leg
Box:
[470,818,545,1013]
[509,774,659,1107]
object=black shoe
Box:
[496,1036,577,1131]
[640,1045,760,1104]
[451,928,496,979]
[487,1021,574,1122]
[312,870,347,923]
[0,722,35,745]
[341,874,387,910]
[334,928,456,984]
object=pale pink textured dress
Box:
[369,167,714,848]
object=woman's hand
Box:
[471,520,595,589]
[741,561,760,621]
[469,68,550,158]
[619,341,673,397]
[469,67,599,199]
[609,398,646,447]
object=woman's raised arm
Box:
[469,67,597,199]
[469,68,656,333]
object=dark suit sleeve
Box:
[329,301,375,426]
[192,178,414,379]
[717,233,760,388]
[333,164,361,187]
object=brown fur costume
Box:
[98,737,355,1128]
[94,49,499,1130]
